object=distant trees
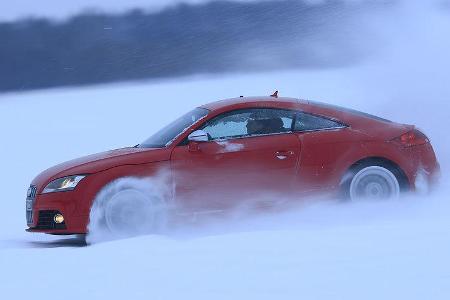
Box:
[0,0,375,92]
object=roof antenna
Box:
[270,90,279,98]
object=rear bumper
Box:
[406,142,440,191]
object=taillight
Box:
[393,129,429,147]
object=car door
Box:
[170,108,301,213]
[292,111,349,193]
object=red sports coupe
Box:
[26,95,439,235]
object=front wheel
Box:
[104,189,161,237]
[88,177,168,242]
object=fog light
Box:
[54,214,65,224]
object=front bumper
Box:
[26,188,89,234]
[28,210,67,230]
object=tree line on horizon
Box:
[0,0,384,92]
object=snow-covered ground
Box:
[1,1,450,299]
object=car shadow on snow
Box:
[0,235,88,249]
[26,235,88,248]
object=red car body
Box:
[26,96,439,234]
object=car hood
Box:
[31,147,170,190]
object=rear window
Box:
[310,101,392,123]
[295,112,345,131]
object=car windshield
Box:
[139,107,209,148]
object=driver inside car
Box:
[246,117,285,135]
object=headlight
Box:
[43,175,86,194]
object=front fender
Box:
[72,161,172,217]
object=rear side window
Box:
[309,100,392,123]
[294,112,345,131]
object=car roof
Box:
[200,96,309,112]
[199,96,399,130]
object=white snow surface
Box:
[1,1,450,299]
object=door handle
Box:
[275,151,294,160]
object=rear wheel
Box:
[349,166,400,200]
[342,160,407,201]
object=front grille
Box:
[26,185,37,224]
[35,210,67,230]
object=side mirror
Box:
[188,130,209,142]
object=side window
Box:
[202,108,295,140]
[294,112,344,131]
